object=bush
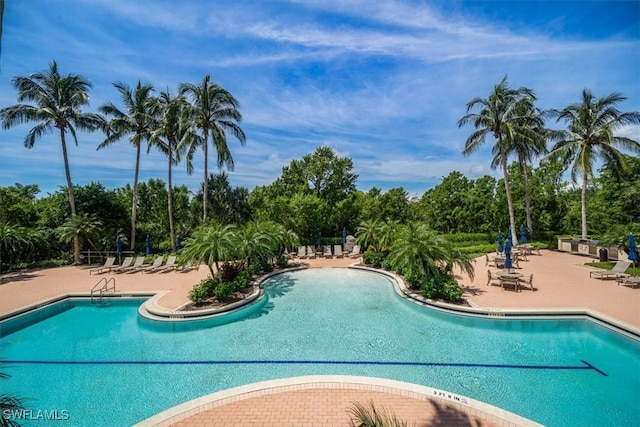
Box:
[420,274,463,303]
[214,282,234,302]
[363,250,385,268]
[219,262,240,283]
[233,269,253,290]
[277,255,288,268]
[188,277,217,304]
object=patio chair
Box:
[323,245,333,258]
[296,246,307,259]
[89,257,116,275]
[589,260,631,280]
[519,273,534,291]
[333,245,343,258]
[306,246,317,259]
[138,256,164,273]
[176,260,200,273]
[349,245,361,259]
[500,276,520,292]
[109,256,134,274]
[487,269,501,286]
[116,256,145,273]
[149,255,177,273]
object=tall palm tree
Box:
[152,91,193,252]
[0,61,105,264]
[56,214,103,252]
[179,75,246,223]
[503,104,548,237]
[458,75,535,244]
[546,89,640,238]
[98,81,157,250]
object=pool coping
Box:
[133,375,543,427]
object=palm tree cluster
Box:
[459,76,639,240]
[356,220,474,303]
[180,220,298,303]
[1,61,246,262]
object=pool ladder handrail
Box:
[91,277,116,303]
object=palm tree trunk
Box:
[203,133,209,223]
[168,141,176,252]
[581,174,588,239]
[500,143,518,245]
[60,128,81,264]
[520,157,533,237]
[131,143,141,250]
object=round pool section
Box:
[1,268,639,426]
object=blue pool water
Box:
[1,268,639,426]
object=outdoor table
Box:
[498,271,523,292]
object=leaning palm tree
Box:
[98,81,157,251]
[179,75,246,223]
[503,104,548,237]
[0,61,105,264]
[151,91,194,252]
[546,89,640,238]
[458,75,536,244]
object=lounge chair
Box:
[349,245,361,258]
[89,257,116,275]
[323,245,333,258]
[138,256,164,273]
[306,246,317,259]
[109,256,134,274]
[333,245,343,258]
[115,256,145,273]
[296,246,307,259]
[153,255,177,273]
[589,260,631,280]
[176,260,200,273]
[487,269,501,286]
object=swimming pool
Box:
[1,268,638,426]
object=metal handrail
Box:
[90,277,116,303]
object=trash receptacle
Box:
[599,248,608,262]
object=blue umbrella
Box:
[116,236,123,260]
[497,231,504,253]
[504,236,513,271]
[519,225,528,244]
[176,237,182,254]
[342,227,347,244]
[316,231,321,246]
[145,235,151,255]
[628,233,638,274]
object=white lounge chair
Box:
[89,257,116,275]
[152,255,177,273]
[590,260,631,280]
[176,260,200,273]
[323,245,333,258]
[109,256,134,274]
[333,245,343,258]
[306,246,317,259]
[139,256,164,273]
[349,245,361,258]
[296,246,307,259]
[115,257,145,273]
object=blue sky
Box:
[1,0,639,199]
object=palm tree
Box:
[1,371,28,427]
[179,223,237,277]
[152,91,194,252]
[98,81,157,251]
[458,75,536,244]
[56,214,103,253]
[546,90,640,238]
[386,223,474,281]
[179,75,246,223]
[0,223,25,274]
[0,61,105,264]
[504,104,548,237]
[355,219,383,251]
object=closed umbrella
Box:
[176,237,182,254]
[519,225,528,244]
[316,231,321,247]
[628,233,638,275]
[116,236,123,262]
[145,235,151,255]
[342,227,347,244]
[504,236,513,272]
[497,231,504,253]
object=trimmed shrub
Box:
[188,277,217,304]
[420,274,464,303]
[214,282,234,302]
[363,250,385,268]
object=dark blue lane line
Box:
[2,359,608,376]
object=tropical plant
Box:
[386,223,475,282]
[98,81,157,250]
[179,75,246,223]
[0,61,106,264]
[545,89,640,238]
[347,400,408,427]
[355,218,383,251]
[0,223,25,274]
[179,222,237,277]
[0,370,28,427]
[56,214,103,252]
[458,75,536,244]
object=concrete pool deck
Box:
[1,250,638,426]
